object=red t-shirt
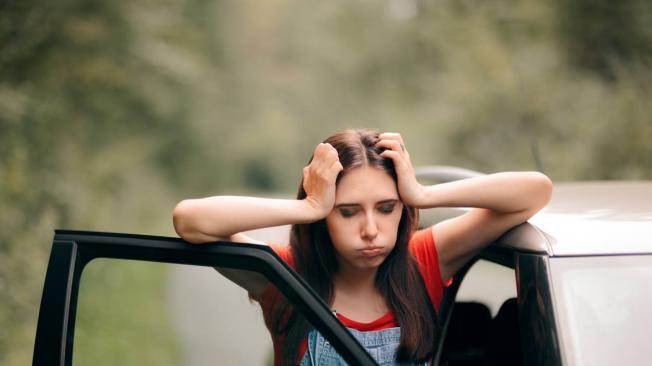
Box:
[258,226,450,365]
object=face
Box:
[325,166,404,272]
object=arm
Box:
[174,197,312,297]
[377,133,552,280]
[417,172,552,279]
[172,142,343,244]
[173,197,317,244]
[415,172,552,213]
[173,143,343,298]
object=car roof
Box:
[496,181,652,256]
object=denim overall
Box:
[299,326,429,366]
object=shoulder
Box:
[408,226,441,272]
[228,232,295,267]
[268,243,296,268]
[408,226,436,258]
[407,226,451,309]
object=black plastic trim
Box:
[433,257,477,365]
[516,253,562,365]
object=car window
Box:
[550,255,652,366]
[455,259,517,316]
[73,259,272,365]
[440,258,520,365]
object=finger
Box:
[315,143,337,159]
[323,151,341,177]
[308,144,322,166]
[330,160,343,174]
[379,149,402,162]
[320,142,335,151]
[313,142,325,155]
[312,151,339,178]
[313,150,338,172]
[302,166,311,186]
[376,139,406,153]
[311,144,333,168]
[321,144,340,164]
[378,132,404,145]
[379,150,405,170]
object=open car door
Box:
[33,230,377,365]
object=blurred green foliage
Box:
[1,0,651,364]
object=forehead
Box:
[335,166,398,204]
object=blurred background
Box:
[1,0,651,364]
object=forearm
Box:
[173,196,318,243]
[417,171,552,213]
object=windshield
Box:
[549,255,652,366]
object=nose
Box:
[361,212,379,240]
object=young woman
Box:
[172,129,552,365]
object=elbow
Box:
[172,200,192,239]
[172,199,205,244]
[528,172,553,211]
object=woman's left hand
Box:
[376,132,425,208]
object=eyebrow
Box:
[334,199,399,208]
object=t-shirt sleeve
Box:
[268,243,294,267]
[408,226,452,311]
[258,243,294,305]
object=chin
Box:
[355,255,387,269]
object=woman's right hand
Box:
[302,143,343,220]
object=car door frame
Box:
[433,245,562,365]
[33,230,377,366]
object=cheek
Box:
[326,216,355,241]
[381,210,403,230]
[381,211,403,242]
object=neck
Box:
[333,262,378,294]
[331,262,389,319]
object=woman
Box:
[172,129,552,365]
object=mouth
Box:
[359,247,383,257]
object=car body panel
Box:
[517,182,652,256]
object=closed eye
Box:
[339,209,358,217]
[378,204,396,214]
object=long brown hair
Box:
[271,128,438,364]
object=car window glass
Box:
[550,255,652,366]
[74,259,272,365]
[455,259,516,316]
[441,259,519,365]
